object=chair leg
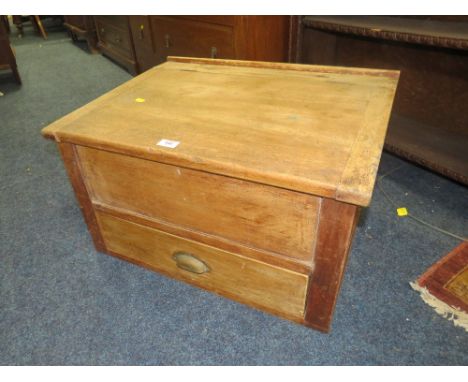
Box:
[33,16,47,40]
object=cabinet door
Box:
[151,16,234,64]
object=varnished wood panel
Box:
[58,143,106,252]
[77,146,319,263]
[42,58,399,207]
[151,17,234,64]
[93,203,313,274]
[232,16,290,62]
[96,211,309,321]
[304,199,359,332]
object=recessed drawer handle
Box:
[173,252,210,274]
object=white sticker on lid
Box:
[157,139,180,148]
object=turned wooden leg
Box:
[32,16,47,39]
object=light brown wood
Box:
[58,143,106,253]
[42,58,398,331]
[42,57,399,206]
[77,146,319,263]
[93,203,313,274]
[96,211,309,321]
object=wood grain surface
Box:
[42,57,398,206]
[58,143,106,252]
[77,145,319,262]
[304,199,359,332]
[93,203,313,274]
[96,211,309,321]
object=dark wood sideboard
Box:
[63,16,98,53]
[65,16,293,75]
[295,16,468,185]
[0,16,21,84]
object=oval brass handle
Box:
[173,252,210,274]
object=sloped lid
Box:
[42,57,399,206]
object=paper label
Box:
[157,139,180,148]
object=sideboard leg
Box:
[304,198,360,332]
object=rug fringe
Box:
[410,282,468,332]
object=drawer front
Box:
[151,16,235,64]
[95,16,128,29]
[96,211,308,319]
[95,19,132,57]
[77,146,320,262]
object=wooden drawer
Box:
[77,146,320,263]
[96,211,309,320]
[151,16,235,63]
[95,19,132,57]
[95,15,128,29]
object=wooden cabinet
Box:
[0,17,21,84]
[150,16,235,63]
[95,16,138,75]
[67,16,292,74]
[64,16,98,53]
[297,16,468,185]
[42,57,399,332]
[126,16,291,73]
[128,16,155,73]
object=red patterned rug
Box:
[411,242,468,332]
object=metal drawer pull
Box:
[173,252,210,274]
[211,46,217,58]
[139,24,144,39]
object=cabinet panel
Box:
[129,16,157,72]
[151,16,235,64]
